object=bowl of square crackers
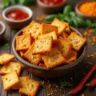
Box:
[12,18,87,78]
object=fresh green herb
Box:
[12,29,17,34]
[2,43,10,50]
[60,81,72,88]
[45,5,96,28]
[0,0,36,9]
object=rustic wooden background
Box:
[0,0,96,96]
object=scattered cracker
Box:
[2,71,19,91]
[0,62,22,75]
[19,77,40,96]
[0,53,15,65]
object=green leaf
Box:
[12,30,17,34]
[60,81,72,88]
[45,14,59,21]
[2,43,10,50]
[63,5,72,14]
[69,11,76,17]
[86,20,92,28]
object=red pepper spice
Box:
[41,0,64,6]
[6,10,29,20]
[66,64,96,95]
[86,78,96,87]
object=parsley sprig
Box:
[60,81,72,88]
[2,43,10,50]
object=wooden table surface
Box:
[0,0,96,96]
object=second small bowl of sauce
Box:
[2,5,33,29]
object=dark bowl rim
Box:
[0,21,6,35]
[12,26,87,71]
[2,5,33,23]
[75,1,96,18]
[37,0,66,8]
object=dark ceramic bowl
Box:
[37,0,66,13]
[12,27,87,78]
[75,1,96,20]
[0,21,6,40]
[2,5,33,29]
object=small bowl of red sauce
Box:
[2,5,33,29]
[37,0,66,13]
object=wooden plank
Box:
[0,24,11,96]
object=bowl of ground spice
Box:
[75,1,96,20]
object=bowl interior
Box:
[2,5,33,23]
[12,27,87,71]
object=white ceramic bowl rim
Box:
[2,5,33,23]
[0,21,5,35]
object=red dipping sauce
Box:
[6,10,29,20]
[41,0,64,6]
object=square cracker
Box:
[19,77,40,96]
[16,33,31,51]
[61,32,69,39]
[11,76,30,90]
[22,21,41,39]
[42,47,66,69]
[57,37,72,57]
[41,23,58,34]
[32,36,53,54]
[67,32,86,51]
[0,62,22,75]
[2,71,19,91]
[38,31,57,41]
[66,50,77,63]
[51,18,67,35]
[24,44,41,65]
[0,53,15,65]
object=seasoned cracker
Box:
[68,32,86,51]
[32,36,53,54]
[0,53,15,65]
[51,18,67,35]
[16,33,31,51]
[61,32,69,39]
[22,21,41,39]
[19,77,40,96]
[38,31,57,41]
[41,23,58,34]
[0,62,22,75]
[66,50,77,63]
[2,71,19,91]
[42,47,66,69]
[57,37,72,57]
[24,44,41,65]
[12,76,30,90]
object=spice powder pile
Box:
[79,2,96,16]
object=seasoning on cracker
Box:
[2,71,19,91]
[0,53,15,65]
